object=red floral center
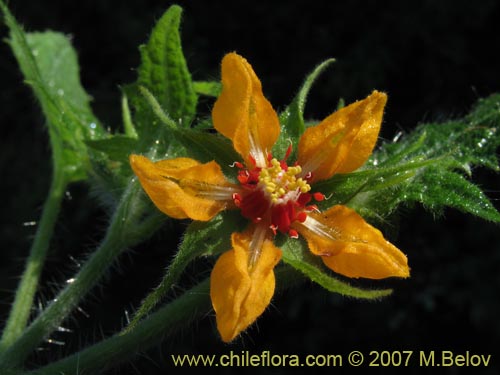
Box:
[232,147,324,238]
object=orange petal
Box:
[212,53,280,167]
[129,154,237,221]
[297,91,387,182]
[296,205,409,279]
[210,226,282,342]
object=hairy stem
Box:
[21,266,301,375]
[25,279,211,375]
[0,169,67,351]
[0,179,164,370]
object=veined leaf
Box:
[403,168,500,222]
[134,5,197,131]
[314,94,500,224]
[24,33,101,134]
[2,2,106,182]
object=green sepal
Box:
[182,210,247,257]
[275,58,335,159]
[124,210,246,332]
[278,236,393,299]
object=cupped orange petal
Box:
[210,226,282,342]
[212,52,280,168]
[130,154,237,221]
[295,205,409,279]
[297,91,387,182]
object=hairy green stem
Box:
[21,266,302,375]
[0,169,67,351]
[25,279,211,375]
[0,179,164,370]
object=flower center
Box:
[258,158,311,204]
[233,150,324,238]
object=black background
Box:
[1,0,500,374]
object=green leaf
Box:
[193,81,222,97]
[279,237,393,299]
[135,5,197,129]
[314,157,437,220]
[462,94,500,170]
[174,128,241,180]
[25,33,100,133]
[383,95,500,174]
[1,2,106,182]
[137,85,241,180]
[403,168,500,222]
[314,94,500,224]
[124,211,246,332]
[85,135,139,162]
[275,58,335,159]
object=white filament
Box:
[195,185,241,200]
[300,215,367,244]
[248,224,267,270]
[249,132,267,168]
[301,216,341,241]
[299,149,328,179]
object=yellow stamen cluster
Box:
[258,158,311,204]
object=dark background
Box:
[1,0,500,374]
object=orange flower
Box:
[130,53,409,343]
